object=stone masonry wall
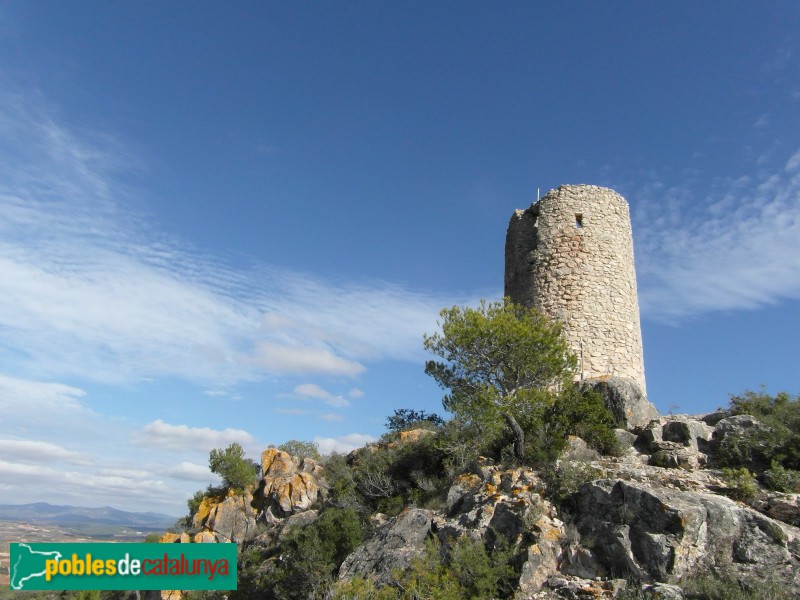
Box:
[505,185,646,394]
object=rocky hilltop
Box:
[160,386,799,599]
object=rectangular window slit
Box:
[575,214,583,228]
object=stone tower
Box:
[505,185,647,395]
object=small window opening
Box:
[575,213,583,228]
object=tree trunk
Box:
[502,412,525,460]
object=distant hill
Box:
[0,502,177,530]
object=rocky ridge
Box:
[162,410,800,598]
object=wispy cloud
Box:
[0,459,176,509]
[632,148,800,321]
[0,439,87,464]
[133,419,254,453]
[0,87,469,387]
[167,461,219,483]
[294,383,351,407]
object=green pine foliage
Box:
[208,442,259,492]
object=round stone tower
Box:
[505,185,646,394]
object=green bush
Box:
[723,389,800,471]
[271,507,364,600]
[386,408,445,432]
[721,467,759,502]
[330,535,516,600]
[209,442,259,492]
[278,439,322,460]
[763,461,800,493]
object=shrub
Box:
[209,442,259,492]
[386,408,445,432]
[722,467,759,502]
[271,507,364,600]
[330,536,516,599]
[763,461,800,493]
[278,439,321,460]
[725,389,800,471]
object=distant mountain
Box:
[0,502,177,529]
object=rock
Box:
[204,492,258,543]
[193,530,217,543]
[581,376,659,431]
[640,583,685,599]
[560,436,600,462]
[158,532,180,543]
[278,509,318,540]
[751,492,800,527]
[614,428,637,452]
[649,441,704,470]
[338,508,433,584]
[697,410,729,426]
[259,448,326,517]
[399,428,435,444]
[573,478,800,590]
[714,414,766,442]
[662,415,713,452]
[516,513,565,595]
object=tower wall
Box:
[505,185,646,394]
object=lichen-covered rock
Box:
[515,513,565,596]
[204,492,258,543]
[338,508,433,584]
[259,448,327,517]
[399,428,434,445]
[581,376,659,431]
[193,530,217,543]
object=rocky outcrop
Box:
[259,448,327,517]
[573,478,800,587]
[581,376,659,431]
[204,492,258,542]
[338,508,433,585]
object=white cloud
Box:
[632,147,800,321]
[0,88,469,387]
[0,374,87,413]
[167,461,219,483]
[252,342,365,377]
[348,388,365,399]
[314,433,376,454]
[133,419,254,452]
[0,459,176,508]
[294,383,351,407]
[0,439,86,464]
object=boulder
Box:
[204,492,258,543]
[399,428,434,445]
[751,492,800,527]
[193,530,217,543]
[259,448,326,517]
[581,376,659,431]
[573,478,800,591]
[338,508,433,585]
[714,414,767,442]
[278,509,318,541]
[662,415,713,452]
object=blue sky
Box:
[0,2,798,514]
